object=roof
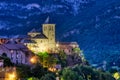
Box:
[0,45,9,52]
[32,33,48,39]
[6,40,17,44]
[2,44,28,50]
[44,16,55,24]
[44,16,50,24]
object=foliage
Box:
[61,68,82,80]
[28,77,39,80]
[40,73,56,80]
[16,64,56,79]
[31,64,48,78]
[73,48,81,54]
[113,72,120,80]
[0,55,13,67]
[60,65,115,80]
[57,50,67,67]
[37,52,58,68]
[16,65,32,78]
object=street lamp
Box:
[5,72,16,80]
[8,73,16,80]
[30,56,37,64]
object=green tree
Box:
[37,52,58,69]
[60,65,115,80]
[16,65,32,79]
[57,50,67,67]
[61,68,83,80]
[28,77,39,80]
[0,55,13,67]
[40,73,56,80]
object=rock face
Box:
[0,0,120,65]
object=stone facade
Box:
[24,18,56,53]
[0,41,33,65]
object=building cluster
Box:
[0,17,80,65]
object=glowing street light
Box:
[5,72,16,80]
[8,73,16,80]
[30,56,37,64]
[56,43,59,47]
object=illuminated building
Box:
[23,17,56,53]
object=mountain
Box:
[0,0,120,66]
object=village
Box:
[0,17,85,80]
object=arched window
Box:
[2,53,7,57]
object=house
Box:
[0,40,33,65]
[56,42,79,55]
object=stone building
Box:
[0,39,33,65]
[22,17,56,53]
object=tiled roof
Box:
[2,44,28,50]
[0,45,9,51]
[32,33,48,39]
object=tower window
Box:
[51,26,54,31]
[49,27,51,30]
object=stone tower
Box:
[42,17,56,52]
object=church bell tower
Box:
[42,17,56,52]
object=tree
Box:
[57,50,67,67]
[16,65,32,79]
[37,52,58,69]
[60,65,115,80]
[61,68,83,80]
[40,73,56,80]
[28,77,39,80]
[0,55,13,67]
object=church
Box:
[22,17,56,53]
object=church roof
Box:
[44,16,54,24]
[44,16,50,24]
[32,33,48,39]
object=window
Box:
[16,60,18,64]
[51,26,54,31]
[49,27,51,30]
